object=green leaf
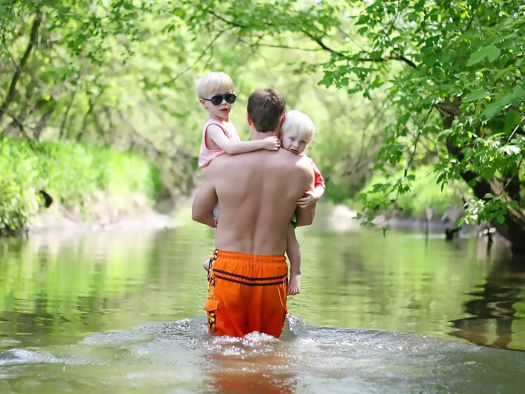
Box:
[485,44,501,62]
[481,167,496,180]
[504,111,521,133]
[467,48,487,66]
[514,87,525,99]
[482,94,515,120]
[463,89,489,102]
[482,102,501,120]
[496,213,505,224]
[467,44,500,66]
[357,26,368,35]
[509,200,519,209]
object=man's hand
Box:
[297,190,319,208]
[262,136,280,151]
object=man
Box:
[192,88,315,338]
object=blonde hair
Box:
[195,71,234,99]
[281,110,315,141]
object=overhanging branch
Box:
[302,29,417,68]
[0,9,42,126]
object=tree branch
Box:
[0,9,42,125]
[404,106,433,177]
[462,0,482,34]
[301,29,417,68]
[165,30,225,84]
[208,10,244,29]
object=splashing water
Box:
[1,315,524,393]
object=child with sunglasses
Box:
[196,72,280,171]
[280,110,325,296]
[196,72,280,270]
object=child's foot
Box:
[288,273,301,296]
[203,258,211,271]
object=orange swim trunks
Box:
[205,249,288,338]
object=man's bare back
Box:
[192,147,314,255]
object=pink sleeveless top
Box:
[198,119,240,169]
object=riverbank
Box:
[26,192,176,236]
[0,137,170,236]
[326,203,474,233]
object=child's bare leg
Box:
[286,225,301,296]
[288,268,301,296]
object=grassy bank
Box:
[0,137,164,235]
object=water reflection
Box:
[0,219,524,354]
[207,341,296,393]
[450,253,525,350]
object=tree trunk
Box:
[439,101,525,255]
[59,87,77,139]
[76,97,95,141]
[34,105,54,140]
[0,9,42,126]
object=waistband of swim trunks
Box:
[216,249,285,264]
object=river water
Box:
[1,210,524,393]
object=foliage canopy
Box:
[1,0,524,252]
[177,0,525,253]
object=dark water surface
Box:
[1,211,524,393]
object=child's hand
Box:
[262,136,280,151]
[297,191,319,208]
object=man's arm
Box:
[191,174,218,228]
[295,204,315,227]
[294,160,316,227]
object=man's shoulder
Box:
[293,153,315,173]
[275,151,315,182]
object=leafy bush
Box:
[356,165,468,218]
[0,138,41,234]
[0,137,163,234]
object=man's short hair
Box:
[195,72,234,99]
[247,88,286,133]
[281,110,315,141]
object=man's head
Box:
[247,88,286,133]
[280,110,315,155]
[196,72,236,121]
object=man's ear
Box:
[247,114,253,126]
[276,113,286,135]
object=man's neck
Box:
[250,124,277,140]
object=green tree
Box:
[0,1,197,194]
[177,0,525,254]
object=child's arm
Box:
[297,159,325,208]
[208,124,280,154]
[286,225,302,296]
[297,185,325,208]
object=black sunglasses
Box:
[203,93,237,106]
